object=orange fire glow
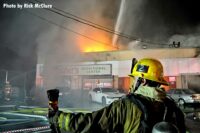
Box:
[77,31,117,52]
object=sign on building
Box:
[62,64,112,76]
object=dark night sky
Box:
[119,0,200,45]
[0,0,200,87]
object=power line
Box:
[31,0,135,40]
[36,0,115,29]
[27,0,170,47]
[33,0,135,39]
[25,10,119,50]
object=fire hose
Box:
[1,89,60,133]
[1,126,50,133]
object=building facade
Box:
[36,48,200,92]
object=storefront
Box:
[59,64,113,90]
[37,57,200,92]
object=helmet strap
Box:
[145,79,161,88]
[134,77,143,92]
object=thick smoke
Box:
[0,0,48,98]
[33,0,120,107]
[0,0,120,105]
[168,34,200,48]
[0,7,39,71]
[36,0,119,90]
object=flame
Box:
[83,42,117,52]
[77,31,117,52]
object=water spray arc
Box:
[112,0,127,46]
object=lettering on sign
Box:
[62,65,111,75]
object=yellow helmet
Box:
[129,58,168,86]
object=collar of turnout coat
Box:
[135,86,166,102]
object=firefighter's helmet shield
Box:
[136,65,149,73]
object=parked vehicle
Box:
[55,87,72,106]
[167,88,200,105]
[55,87,71,97]
[88,87,126,105]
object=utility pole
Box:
[23,72,27,99]
[5,70,8,83]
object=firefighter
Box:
[48,58,186,133]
